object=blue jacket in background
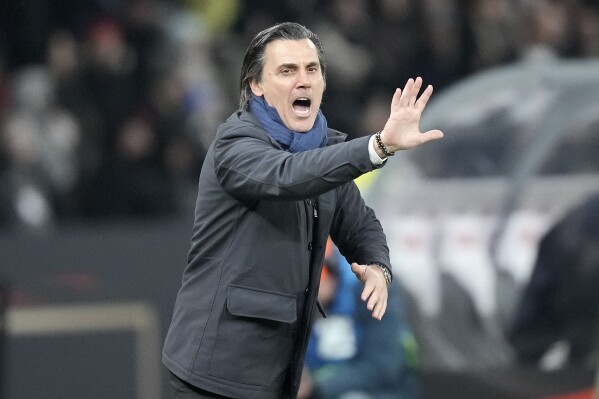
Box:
[305,250,421,399]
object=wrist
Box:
[369,262,392,287]
[374,131,395,157]
[368,135,386,164]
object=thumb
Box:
[420,129,444,144]
[351,262,367,283]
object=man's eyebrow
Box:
[278,63,298,70]
[277,61,320,70]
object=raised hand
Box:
[376,77,444,155]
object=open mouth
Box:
[292,98,311,116]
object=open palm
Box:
[380,77,444,152]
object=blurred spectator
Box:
[369,0,427,92]
[519,0,571,62]
[420,0,466,90]
[76,113,177,219]
[2,0,599,229]
[48,30,83,111]
[160,5,228,150]
[572,0,599,57]
[300,241,421,399]
[359,90,393,136]
[215,0,299,105]
[182,0,240,38]
[464,0,521,71]
[0,66,80,228]
[508,191,599,370]
[312,0,376,138]
[162,133,205,213]
[122,0,169,100]
[80,16,139,154]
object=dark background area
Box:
[1,0,599,398]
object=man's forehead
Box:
[264,38,319,64]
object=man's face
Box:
[250,39,325,132]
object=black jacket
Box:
[163,111,391,398]
[508,191,599,365]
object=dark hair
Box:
[238,22,326,111]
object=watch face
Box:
[380,266,391,285]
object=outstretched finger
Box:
[409,77,423,107]
[415,84,434,110]
[361,280,376,304]
[372,295,387,320]
[366,286,380,311]
[390,88,402,113]
[398,78,414,107]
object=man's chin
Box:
[289,119,316,133]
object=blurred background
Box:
[1,0,599,398]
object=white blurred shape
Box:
[16,185,52,228]
[314,315,357,361]
[387,213,440,318]
[438,212,497,318]
[495,209,551,286]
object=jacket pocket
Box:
[207,285,297,387]
[226,284,297,323]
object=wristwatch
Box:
[370,263,392,287]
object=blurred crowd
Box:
[1,0,598,230]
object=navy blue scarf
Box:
[249,95,327,153]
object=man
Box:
[163,22,443,399]
[508,191,599,368]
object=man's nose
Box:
[296,69,312,88]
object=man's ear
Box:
[249,79,264,97]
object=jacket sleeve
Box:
[329,180,392,275]
[213,123,376,201]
